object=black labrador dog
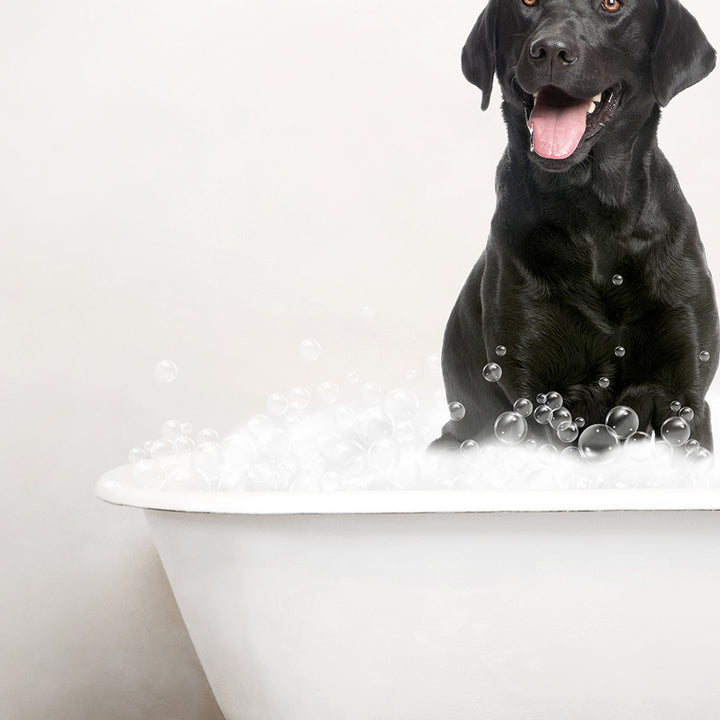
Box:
[434,0,719,450]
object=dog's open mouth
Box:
[524,85,621,160]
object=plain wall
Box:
[2,1,719,718]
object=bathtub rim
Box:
[96,463,720,514]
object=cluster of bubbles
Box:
[127,339,717,493]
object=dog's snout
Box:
[529,36,579,66]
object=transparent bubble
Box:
[495,345,507,357]
[578,424,619,464]
[333,405,357,432]
[536,393,547,405]
[266,393,289,416]
[128,447,147,463]
[333,440,366,473]
[549,407,572,430]
[670,400,681,413]
[346,370,361,385]
[448,401,466,421]
[526,438,538,451]
[161,420,183,442]
[482,363,502,382]
[614,346,626,358]
[181,422,193,436]
[382,388,420,425]
[557,421,579,444]
[625,431,651,456]
[533,404,553,425]
[700,351,711,362]
[575,416,586,429]
[561,446,581,462]
[133,460,167,489]
[143,440,154,454]
[685,439,701,455]
[174,435,195,454]
[494,411,528,445]
[688,447,714,475]
[612,274,624,286]
[149,439,175,458]
[460,439,480,458]
[356,407,395,444]
[660,416,691,447]
[155,360,178,383]
[288,386,312,410]
[426,353,442,377]
[299,339,322,363]
[197,427,220,446]
[605,406,640,440]
[362,382,383,405]
[598,377,610,389]
[537,444,559,465]
[166,466,211,492]
[256,428,291,462]
[368,439,399,471]
[508,399,530,419]
[318,381,341,405]
[545,391,563,410]
[679,406,695,423]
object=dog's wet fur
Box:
[433,0,720,450]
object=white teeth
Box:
[533,92,539,99]
[588,100,598,114]
[593,93,602,102]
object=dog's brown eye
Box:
[522,0,539,7]
[601,0,621,12]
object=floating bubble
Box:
[526,438,538,450]
[460,439,480,458]
[133,460,167,489]
[482,363,502,382]
[545,391,563,410]
[448,401,466,421]
[598,377,610,389]
[495,345,507,357]
[700,350,711,362]
[197,427,220,446]
[561,445,581,461]
[155,360,178,383]
[614,346,626,358]
[128,447,147,463]
[288,386,312,410]
[318,381,341,405]
[149,439,175,458]
[299,339,322,363]
[174,435,195,454]
[266,393,289,416]
[161,420,183,442]
[670,400,681,413]
[612,274,624,286]
[494,411,528,445]
[605,406,640,440]
[362,382,383,405]
[533,404,553,425]
[575,416,586,429]
[679,406,695,423]
[513,398,533,417]
[368,439,399,471]
[537,444,559,464]
[557,421,579,444]
[660,416,691,447]
[578,424,619,464]
[685,439,701,455]
[536,393,547,405]
[549,407,572,430]
[382,388,420,425]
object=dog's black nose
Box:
[529,36,579,66]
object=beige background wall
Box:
[2,1,718,718]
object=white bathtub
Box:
[97,465,720,720]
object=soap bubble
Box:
[155,360,178,383]
[700,351,711,362]
[318,381,341,405]
[679,406,695,423]
[513,398,533,417]
[128,447,147,463]
[333,440,366,473]
[197,427,220,446]
[670,400,681,413]
[149,439,175,458]
[685,439,701,455]
[356,407,394,444]
[161,420,183,442]
[561,446,581,461]
[533,404,553,425]
[460,439,480,458]
[482,363,502,382]
[614,346,626,358]
[133,460,167,489]
[362,382,383,405]
[537,444,559,464]
[578,424,619,464]
[536,393,547,405]
[298,339,322,363]
[545,391,563,410]
[266,393,289,416]
[382,388,420,425]
[612,274,624,286]
[549,407,572,430]
[494,411,528,445]
[288,386,312,410]
[180,422,192,436]
[598,377,610,389]
[605,406,640,440]
[448,401,466,421]
[557,421,579,444]
[575,417,586,429]
[174,435,195,454]
[495,345,507,357]
[368,439,399,471]
[660,417,691,447]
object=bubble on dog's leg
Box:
[460,439,480,458]
[598,377,610,389]
[536,393,547,405]
[679,406,695,423]
[448,401,466,421]
[614,346,626,358]
[605,405,640,440]
[561,445,581,461]
[298,339,322,363]
[545,391,563,410]
[382,388,420,425]
[533,404,553,425]
[557,420,579,443]
[495,345,507,357]
[266,393,289,416]
[482,362,502,382]
[513,398,534,417]
[624,431,653,461]
[660,416,691,447]
[575,416,586,429]
[494,411,528,445]
[685,439,701,455]
[612,274,624,286]
[578,424,619,464]
[670,400,681,413]
[700,350,711,362]
[318,381,341,405]
[549,407,572,430]
[155,360,178,383]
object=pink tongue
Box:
[528,88,588,160]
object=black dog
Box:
[434,0,719,450]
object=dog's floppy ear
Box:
[461,0,498,111]
[651,0,716,107]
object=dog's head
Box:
[462,0,715,171]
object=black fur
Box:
[434,0,719,450]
